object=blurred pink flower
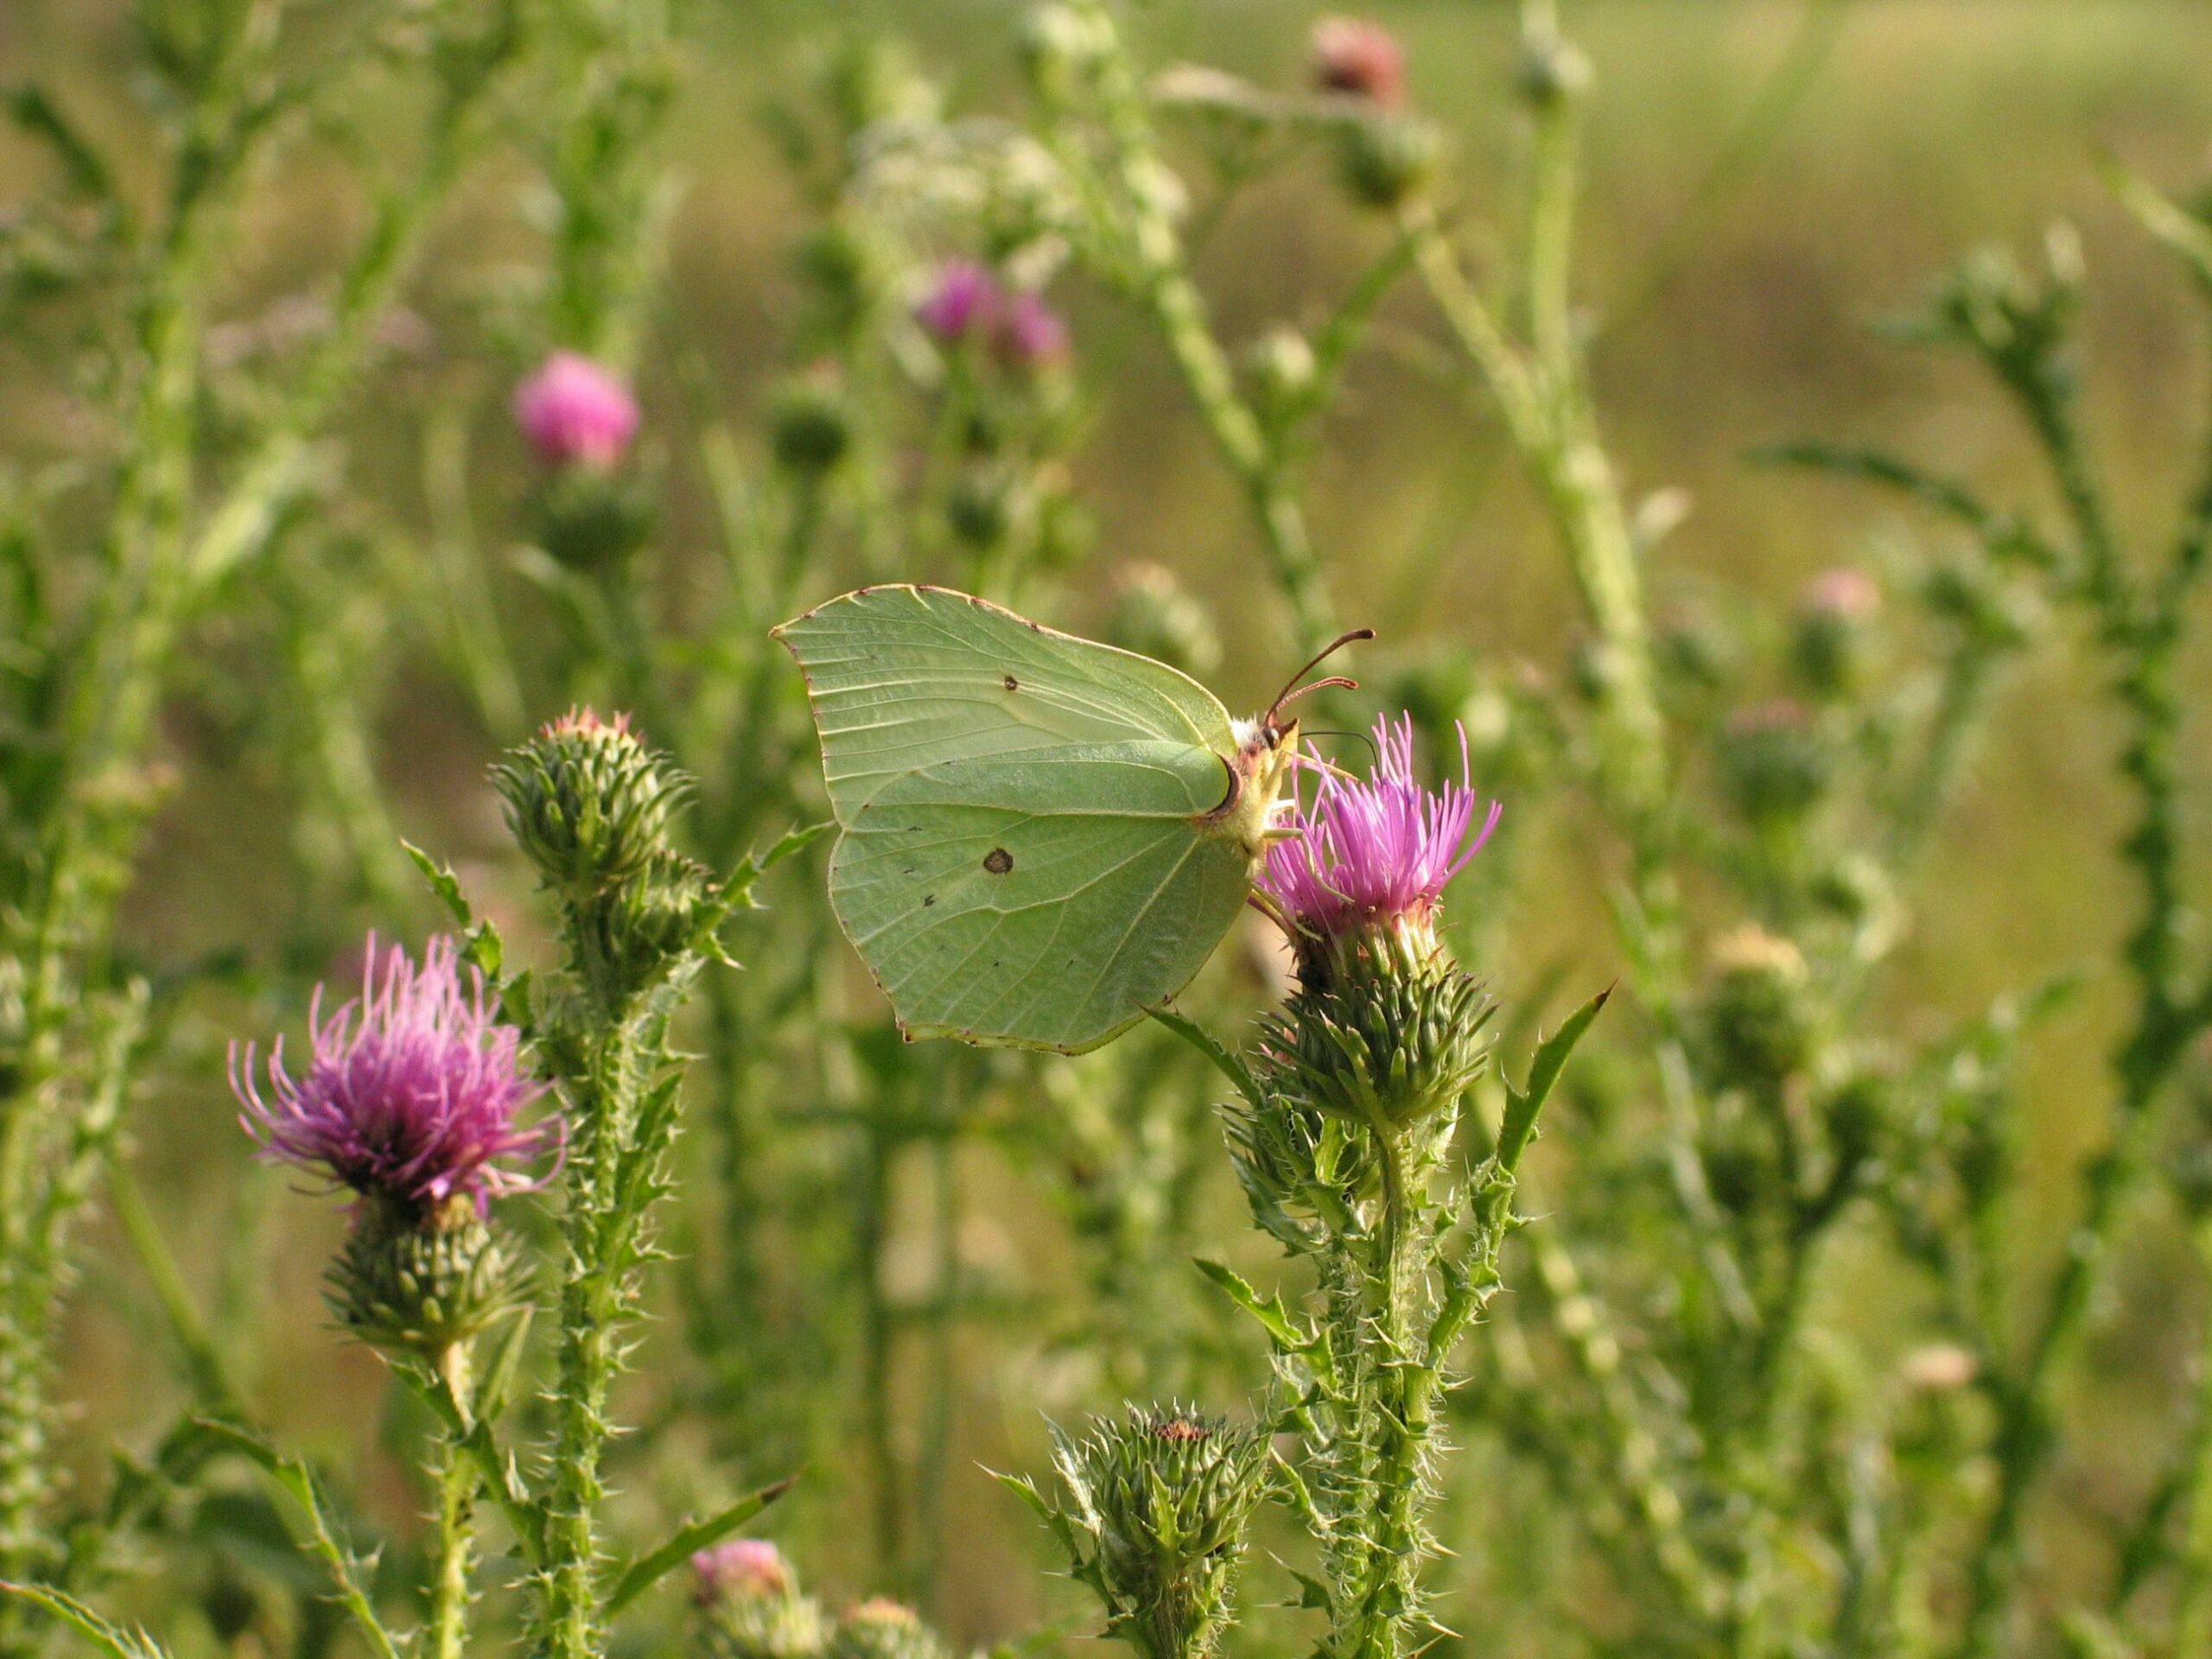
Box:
[992,290,1070,369]
[691,1537,791,1605]
[512,351,639,469]
[914,260,1001,343]
[1312,17,1407,107]
[1804,566,1881,620]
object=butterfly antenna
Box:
[1266,627,1376,725]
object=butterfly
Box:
[774,584,1370,1053]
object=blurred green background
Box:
[7,0,2212,1645]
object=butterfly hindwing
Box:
[830,741,1253,1052]
[774,587,1255,1052]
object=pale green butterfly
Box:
[774,584,1370,1053]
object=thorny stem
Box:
[425,1344,478,1659]
[537,940,678,1659]
[1951,278,2212,1659]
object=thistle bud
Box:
[325,1192,534,1355]
[1333,113,1440,211]
[1256,927,1495,1135]
[945,470,1012,553]
[770,374,854,478]
[1020,4,1110,103]
[1104,563,1222,678]
[1045,1407,1271,1659]
[531,464,658,574]
[1242,326,1317,432]
[1516,30,1592,109]
[829,1601,948,1659]
[1791,568,1882,698]
[695,1538,830,1659]
[1714,702,1831,828]
[1697,925,1815,1091]
[492,709,693,897]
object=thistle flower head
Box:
[1311,16,1407,106]
[231,936,556,1217]
[1260,713,1499,959]
[693,1539,793,1605]
[513,351,639,470]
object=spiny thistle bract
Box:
[493,707,694,897]
[1041,1406,1273,1659]
[324,1192,535,1353]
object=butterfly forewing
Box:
[773,585,1237,819]
[774,587,1255,1052]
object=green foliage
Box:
[1,4,2210,1659]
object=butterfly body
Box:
[773,585,1306,1053]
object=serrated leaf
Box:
[726,820,834,905]
[191,1420,402,1659]
[402,840,475,928]
[1498,985,1610,1172]
[1750,442,2062,570]
[605,1473,798,1613]
[0,1583,171,1659]
[1193,1257,1311,1352]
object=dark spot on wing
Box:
[983,847,1014,874]
[923,893,936,907]
[1004,674,1019,691]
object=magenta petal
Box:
[1257,714,1499,939]
[232,935,558,1212]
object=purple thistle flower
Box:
[1259,714,1501,946]
[512,351,639,469]
[914,259,1002,344]
[991,289,1070,370]
[231,936,560,1216]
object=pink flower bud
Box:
[1803,567,1881,621]
[512,352,639,470]
[914,260,1002,344]
[1312,17,1407,107]
[691,1537,791,1605]
[992,290,1070,369]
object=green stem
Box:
[1065,0,1336,651]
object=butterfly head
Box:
[1206,629,1375,861]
